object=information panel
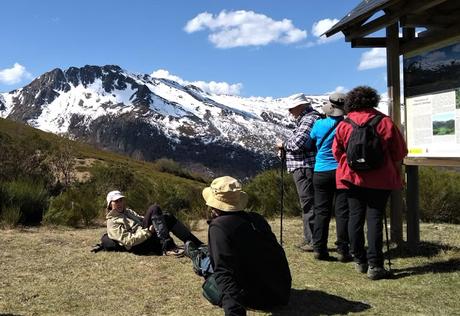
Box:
[404,42,460,157]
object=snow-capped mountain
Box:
[0,65,328,177]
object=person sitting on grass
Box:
[185,176,292,316]
[104,190,203,256]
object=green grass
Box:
[1,218,459,315]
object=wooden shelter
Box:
[325,0,460,247]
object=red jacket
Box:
[332,108,408,190]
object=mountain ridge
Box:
[1,64,328,177]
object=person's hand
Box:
[276,140,284,150]
[148,225,155,234]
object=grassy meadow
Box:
[1,218,459,316]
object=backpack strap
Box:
[367,114,384,127]
[344,114,383,128]
[316,121,339,151]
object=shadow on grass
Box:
[268,288,371,315]
[391,258,460,279]
[386,241,460,259]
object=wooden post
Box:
[403,27,420,248]
[386,23,403,246]
[406,165,420,247]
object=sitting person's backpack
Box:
[344,114,384,171]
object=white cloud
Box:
[151,69,242,95]
[311,18,342,45]
[358,48,387,70]
[328,86,348,95]
[184,10,307,48]
[0,63,32,85]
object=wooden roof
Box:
[325,0,460,55]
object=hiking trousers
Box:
[347,186,390,268]
[292,167,315,245]
[312,170,349,254]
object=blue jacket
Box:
[310,116,343,172]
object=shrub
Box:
[245,169,300,218]
[1,179,48,225]
[44,186,99,227]
[0,206,22,227]
[418,167,460,223]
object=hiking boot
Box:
[184,240,200,259]
[164,247,185,257]
[354,262,369,273]
[313,252,336,261]
[296,241,314,252]
[367,266,392,280]
[337,252,353,263]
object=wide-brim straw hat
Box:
[202,176,248,212]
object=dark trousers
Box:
[133,205,202,254]
[347,186,390,267]
[293,168,315,244]
[312,170,349,254]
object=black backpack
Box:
[343,114,384,171]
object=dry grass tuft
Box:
[1,219,459,315]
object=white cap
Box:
[106,190,125,207]
[286,93,311,110]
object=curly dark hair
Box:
[344,86,380,113]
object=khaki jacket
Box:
[106,208,152,250]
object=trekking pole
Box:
[279,149,286,246]
[383,213,392,271]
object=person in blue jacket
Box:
[309,92,352,262]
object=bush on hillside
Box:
[418,166,460,223]
[152,158,209,183]
[0,133,54,186]
[245,169,300,218]
[0,179,48,225]
[44,186,99,227]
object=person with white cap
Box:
[309,92,351,262]
[186,176,291,315]
[276,93,322,252]
[104,190,202,256]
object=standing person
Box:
[310,92,351,262]
[105,190,202,256]
[186,176,291,315]
[332,86,408,280]
[276,93,321,252]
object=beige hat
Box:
[322,92,346,117]
[106,190,125,207]
[202,176,248,212]
[286,93,311,110]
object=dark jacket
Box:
[208,211,291,316]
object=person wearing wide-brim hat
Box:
[276,93,322,252]
[309,92,352,262]
[191,176,291,315]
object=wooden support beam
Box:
[386,23,404,246]
[401,13,458,28]
[406,166,420,248]
[400,23,460,55]
[345,0,449,41]
[351,37,387,48]
[346,14,399,41]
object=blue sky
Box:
[0,0,389,97]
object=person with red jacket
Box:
[332,86,408,280]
